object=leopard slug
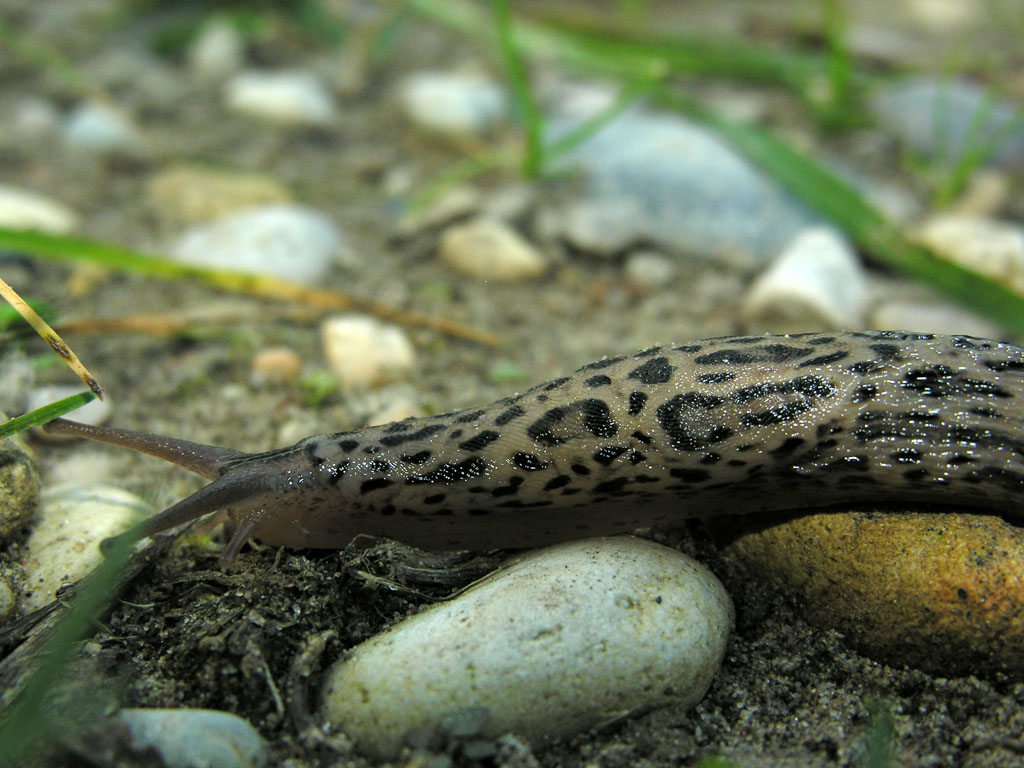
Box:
[46,331,1024,559]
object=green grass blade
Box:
[655,89,1024,334]
[0,392,97,439]
[0,531,135,763]
[492,0,545,177]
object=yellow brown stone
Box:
[713,511,1024,677]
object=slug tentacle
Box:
[45,418,251,480]
[49,331,1024,559]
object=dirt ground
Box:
[3,1,1024,766]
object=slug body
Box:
[48,331,1024,556]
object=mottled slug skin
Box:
[198,331,1024,551]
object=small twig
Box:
[0,277,102,398]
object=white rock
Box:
[12,97,59,137]
[322,537,733,760]
[171,204,347,284]
[743,227,868,331]
[0,579,14,624]
[0,184,79,233]
[398,71,506,136]
[188,17,245,80]
[914,214,1024,293]
[28,385,113,435]
[147,165,291,224]
[62,101,142,152]
[119,708,267,768]
[225,70,336,127]
[868,300,1003,339]
[321,315,416,388]
[624,251,676,293]
[20,485,153,610]
[439,217,547,281]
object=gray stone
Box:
[871,76,1024,171]
[550,106,819,264]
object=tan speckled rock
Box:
[0,424,40,540]
[714,511,1024,677]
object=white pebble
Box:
[914,214,1024,293]
[119,708,267,768]
[322,537,733,760]
[321,315,416,388]
[398,70,506,136]
[251,347,302,385]
[624,251,676,293]
[28,385,113,437]
[188,17,245,80]
[0,183,79,234]
[62,101,142,152]
[439,217,547,281]
[225,70,336,127]
[171,204,347,284]
[743,227,867,331]
[147,165,291,224]
[20,485,153,610]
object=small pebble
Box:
[914,214,1024,293]
[188,17,245,80]
[119,708,267,768]
[714,511,1024,677]
[225,70,336,127]
[742,227,867,331]
[0,578,15,624]
[147,165,291,224]
[439,217,547,281]
[623,251,676,293]
[62,101,142,153]
[20,484,153,610]
[28,385,113,436]
[397,185,480,235]
[171,204,347,284]
[0,419,38,541]
[0,183,79,234]
[868,299,1002,339]
[871,76,1024,171]
[251,347,303,385]
[321,315,416,388]
[11,96,59,138]
[322,537,732,759]
[398,70,506,136]
[951,170,1011,217]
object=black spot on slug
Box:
[512,452,548,471]
[360,478,393,494]
[585,375,612,388]
[458,430,500,452]
[593,445,628,466]
[379,423,447,447]
[494,405,526,426]
[628,391,648,416]
[407,456,489,484]
[627,357,675,385]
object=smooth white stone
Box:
[322,537,733,760]
[119,708,267,768]
[321,315,416,388]
[439,217,547,281]
[398,70,506,136]
[624,251,677,292]
[171,204,346,284]
[62,101,141,152]
[743,227,868,331]
[188,17,245,80]
[0,184,79,233]
[225,70,336,126]
[20,485,153,610]
[914,214,1024,293]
